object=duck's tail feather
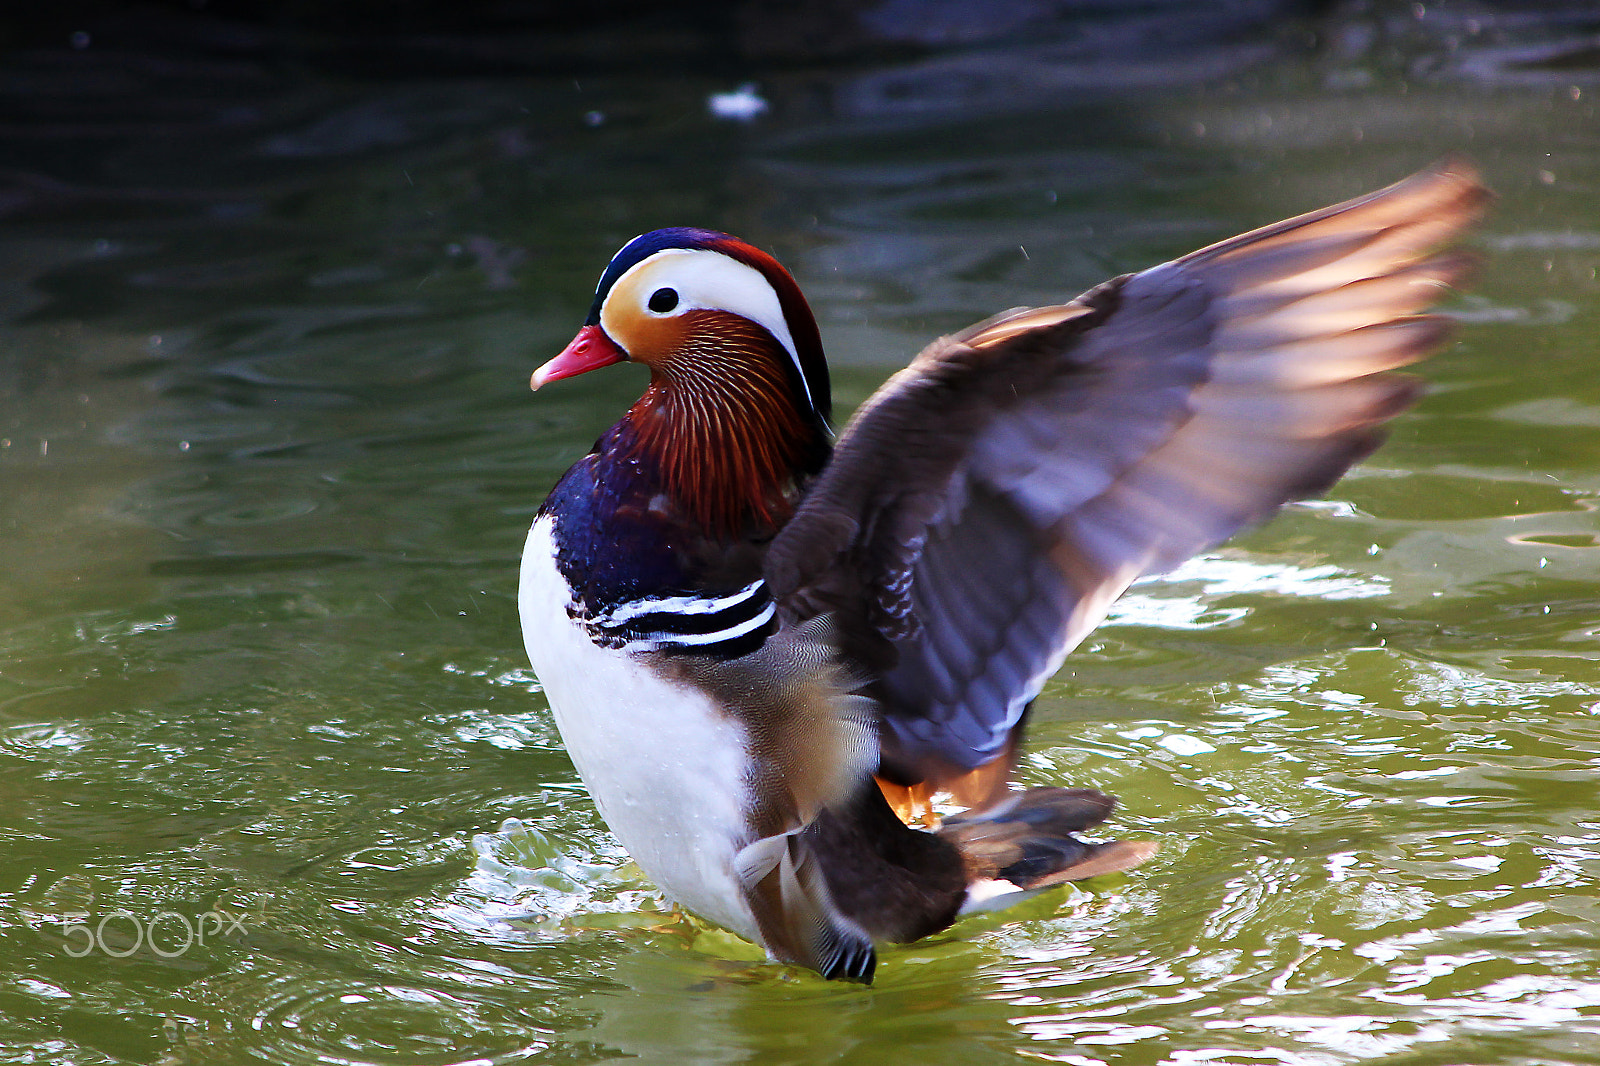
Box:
[938,787,1157,913]
[738,829,878,982]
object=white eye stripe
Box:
[601,248,817,414]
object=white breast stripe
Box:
[630,600,776,650]
[584,577,777,656]
[593,578,767,627]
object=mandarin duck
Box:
[518,161,1487,981]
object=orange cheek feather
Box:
[612,309,695,370]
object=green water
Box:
[4,8,1600,1064]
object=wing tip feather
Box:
[1181,157,1491,271]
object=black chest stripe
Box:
[580,578,776,657]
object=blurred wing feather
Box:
[767,160,1489,782]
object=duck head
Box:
[533,228,833,537]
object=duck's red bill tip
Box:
[531,324,626,390]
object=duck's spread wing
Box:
[765,160,1489,786]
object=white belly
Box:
[518,516,760,943]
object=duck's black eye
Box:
[647,287,679,313]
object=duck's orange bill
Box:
[531,324,627,390]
